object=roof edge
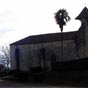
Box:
[10,31,77,46]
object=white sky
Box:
[0,0,87,46]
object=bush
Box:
[30,67,43,73]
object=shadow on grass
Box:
[42,70,88,87]
[2,70,88,87]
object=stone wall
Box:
[10,39,77,71]
[78,26,88,58]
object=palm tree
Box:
[55,9,70,61]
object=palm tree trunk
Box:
[61,28,63,61]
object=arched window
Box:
[15,47,20,71]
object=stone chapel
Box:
[10,7,88,71]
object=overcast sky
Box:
[0,0,87,46]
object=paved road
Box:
[0,79,83,88]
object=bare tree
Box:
[0,46,10,70]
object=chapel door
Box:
[51,54,56,70]
[39,48,46,70]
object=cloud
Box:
[0,28,14,37]
[0,10,12,18]
[0,10,17,38]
